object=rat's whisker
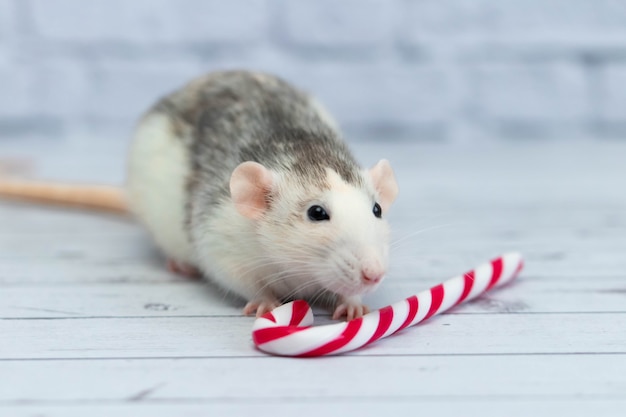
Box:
[390,223,456,249]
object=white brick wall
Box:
[280,0,395,50]
[1,0,626,143]
[403,0,626,39]
[600,65,626,122]
[29,0,271,45]
[85,61,202,120]
[0,0,16,43]
[468,63,588,121]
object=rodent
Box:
[0,70,399,320]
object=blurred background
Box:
[2,0,626,148]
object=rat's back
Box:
[126,70,340,267]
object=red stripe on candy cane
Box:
[486,257,503,290]
[424,284,444,320]
[252,252,524,357]
[252,325,309,345]
[264,312,277,323]
[289,300,310,326]
[395,295,419,333]
[299,318,363,357]
[456,271,475,305]
[367,305,394,344]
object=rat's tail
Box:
[0,179,128,214]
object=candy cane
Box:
[252,252,524,357]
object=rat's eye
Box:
[307,205,330,221]
[373,202,382,218]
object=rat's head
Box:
[230,157,398,298]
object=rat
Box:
[0,70,399,320]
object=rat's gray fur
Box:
[150,70,363,231]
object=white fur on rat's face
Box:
[257,168,391,299]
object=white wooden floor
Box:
[1,140,625,417]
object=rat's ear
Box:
[369,159,398,212]
[230,161,274,220]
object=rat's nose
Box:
[360,253,385,285]
[361,269,384,285]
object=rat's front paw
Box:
[333,296,370,321]
[243,298,281,318]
